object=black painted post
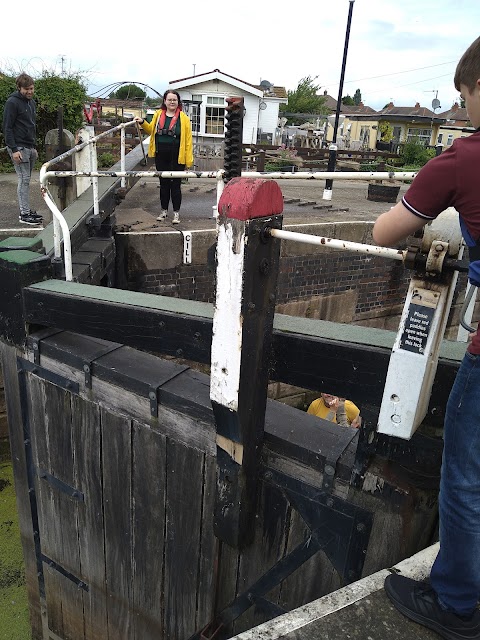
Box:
[223,97,244,183]
[323,0,355,201]
[211,177,284,549]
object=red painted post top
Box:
[217,178,284,221]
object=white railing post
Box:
[121,127,126,189]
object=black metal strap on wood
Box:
[40,554,89,591]
[37,469,84,502]
[191,467,372,640]
[28,328,64,364]
[321,427,358,492]
[18,357,79,395]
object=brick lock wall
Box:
[276,253,410,317]
[134,264,216,303]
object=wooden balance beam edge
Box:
[23,279,464,415]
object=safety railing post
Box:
[121,127,126,189]
[210,177,284,549]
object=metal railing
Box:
[39,120,418,282]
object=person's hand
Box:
[12,150,22,164]
[134,117,144,124]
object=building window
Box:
[447,134,454,146]
[186,94,202,133]
[206,96,225,135]
[437,133,443,144]
[406,128,432,145]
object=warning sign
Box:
[399,288,439,355]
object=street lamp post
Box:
[323,0,355,201]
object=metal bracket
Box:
[81,344,123,389]
[28,329,64,365]
[18,357,79,395]
[41,554,89,591]
[37,468,84,502]
[189,467,372,640]
[426,240,448,275]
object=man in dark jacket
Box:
[2,73,42,225]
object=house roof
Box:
[377,102,437,118]
[438,103,471,127]
[320,92,377,115]
[438,103,468,120]
[341,103,377,115]
[169,69,287,100]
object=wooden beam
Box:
[23,280,462,424]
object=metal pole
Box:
[323,0,355,201]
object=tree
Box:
[342,95,355,106]
[110,84,146,100]
[279,76,327,124]
[353,89,362,105]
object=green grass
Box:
[0,459,31,640]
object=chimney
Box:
[359,101,364,107]
[387,102,394,109]
[414,102,420,109]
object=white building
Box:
[168,69,287,145]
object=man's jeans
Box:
[8,147,37,216]
[431,351,480,615]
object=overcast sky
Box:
[2,0,479,112]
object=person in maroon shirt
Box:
[374,36,480,640]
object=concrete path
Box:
[231,544,441,640]
[0,171,408,233]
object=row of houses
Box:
[94,69,474,152]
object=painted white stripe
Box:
[402,196,436,220]
[210,221,245,410]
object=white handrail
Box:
[268,228,405,262]
[39,120,417,282]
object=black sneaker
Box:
[29,210,43,220]
[384,574,480,639]
[19,214,43,226]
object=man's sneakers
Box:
[19,211,43,225]
[172,211,180,224]
[384,574,480,639]
[157,210,168,221]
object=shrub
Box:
[98,152,116,168]
[400,138,435,168]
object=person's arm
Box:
[336,399,349,428]
[373,201,428,246]
[2,100,22,162]
[134,115,155,136]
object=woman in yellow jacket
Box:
[136,90,193,224]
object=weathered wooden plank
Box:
[277,507,341,613]
[232,481,290,635]
[101,407,133,638]
[31,378,85,639]
[132,421,166,639]
[71,394,108,640]
[164,439,204,640]
[195,452,218,632]
[0,344,43,638]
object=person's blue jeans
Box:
[9,146,37,216]
[430,351,480,616]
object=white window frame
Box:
[406,127,432,145]
[205,96,226,137]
